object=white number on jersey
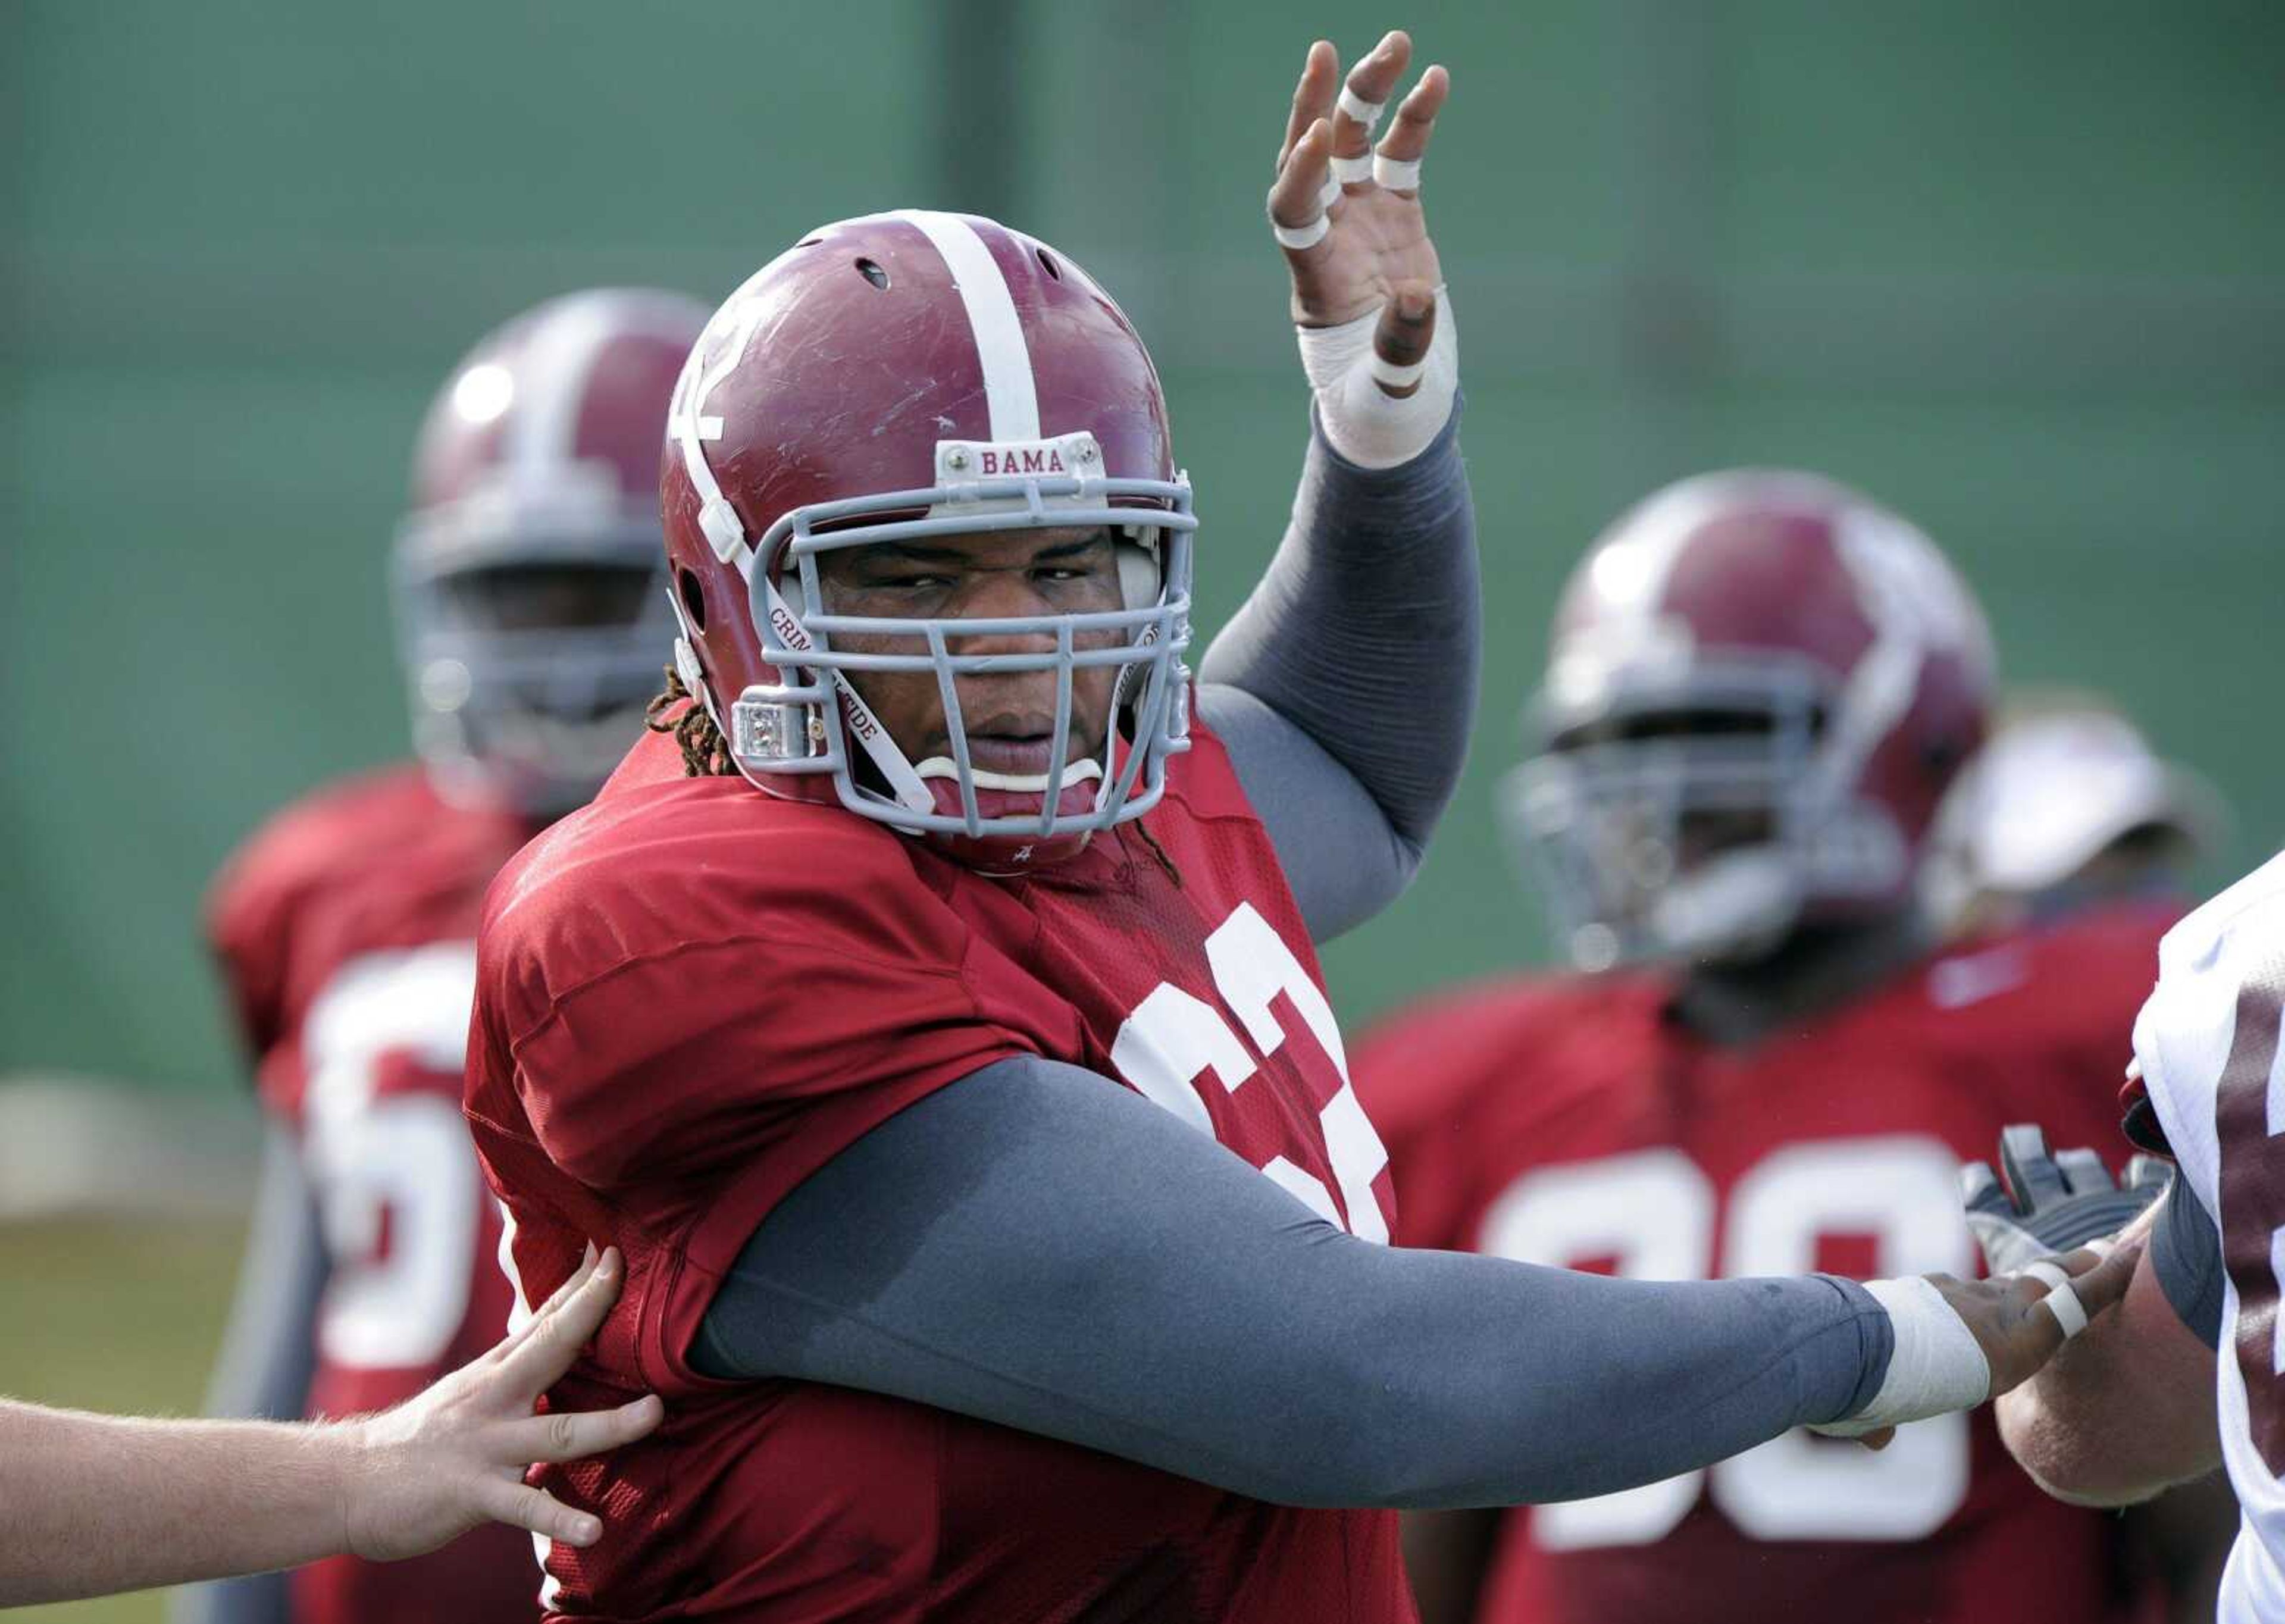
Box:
[1479,1135,1974,1547]
[1110,902,1391,1241]
[302,943,486,1370]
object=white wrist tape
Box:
[1808,1276,1990,1438]
[1372,154,1423,192]
[1336,87,1385,134]
[1294,287,1459,470]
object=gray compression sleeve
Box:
[693,1054,1890,1509]
[169,1122,325,1624]
[2152,1171,2224,1351]
[1197,402,1475,942]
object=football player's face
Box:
[815,525,1126,777]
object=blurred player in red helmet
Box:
[1356,470,2232,1623]
[180,287,709,1624]
[464,34,2131,1624]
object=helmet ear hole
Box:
[1116,537,1160,611]
[677,568,708,632]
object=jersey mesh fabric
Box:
[1356,902,2178,1624]
[466,715,1411,1623]
[207,763,542,1624]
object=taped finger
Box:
[2040,1278,2090,1339]
[1336,85,1386,134]
[1270,212,1331,252]
[2018,1260,2072,1293]
[1372,154,1423,193]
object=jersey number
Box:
[1109,903,1391,1242]
[1480,1136,1974,1546]
[2214,968,2285,1475]
[302,944,485,1370]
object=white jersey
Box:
[2133,847,2285,1624]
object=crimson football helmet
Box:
[1503,470,1995,970]
[394,288,710,814]
[661,210,1195,871]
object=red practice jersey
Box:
[465,718,1408,1623]
[208,763,540,1624]
[1355,904,2179,1624]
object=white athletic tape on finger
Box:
[2086,1238,2118,1260]
[2020,1261,2072,1293]
[1271,213,1331,251]
[1808,1276,1990,1437]
[1370,353,1426,390]
[1373,154,1423,192]
[2041,1280,2090,1339]
[1336,87,1386,133]
[1329,152,1375,186]
[1294,286,1459,469]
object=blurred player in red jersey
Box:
[179,288,709,1624]
[462,33,2133,1624]
[1355,471,2235,1624]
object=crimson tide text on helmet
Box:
[1503,470,1995,971]
[661,210,1197,871]
[395,288,712,815]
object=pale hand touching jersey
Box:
[207,763,539,1624]
[2131,848,2285,1624]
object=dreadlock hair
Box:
[645,666,739,778]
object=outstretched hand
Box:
[1268,31,1448,388]
[342,1246,663,1560]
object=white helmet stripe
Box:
[508,290,722,490]
[895,210,1042,442]
[509,298,615,483]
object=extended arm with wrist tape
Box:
[694,1053,1895,1507]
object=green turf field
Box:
[2,1217,249,1623]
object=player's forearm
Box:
[0,1402,356,1606]
[696,1054,1889,1509]
[1994,1209,2221,1506]
[1996,1321,2221,1506]
[1198,403,1475,938]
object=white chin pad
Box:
[915,757,1104,793]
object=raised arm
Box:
[1199,33,1476,941]
[696,1055,2134,1508]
